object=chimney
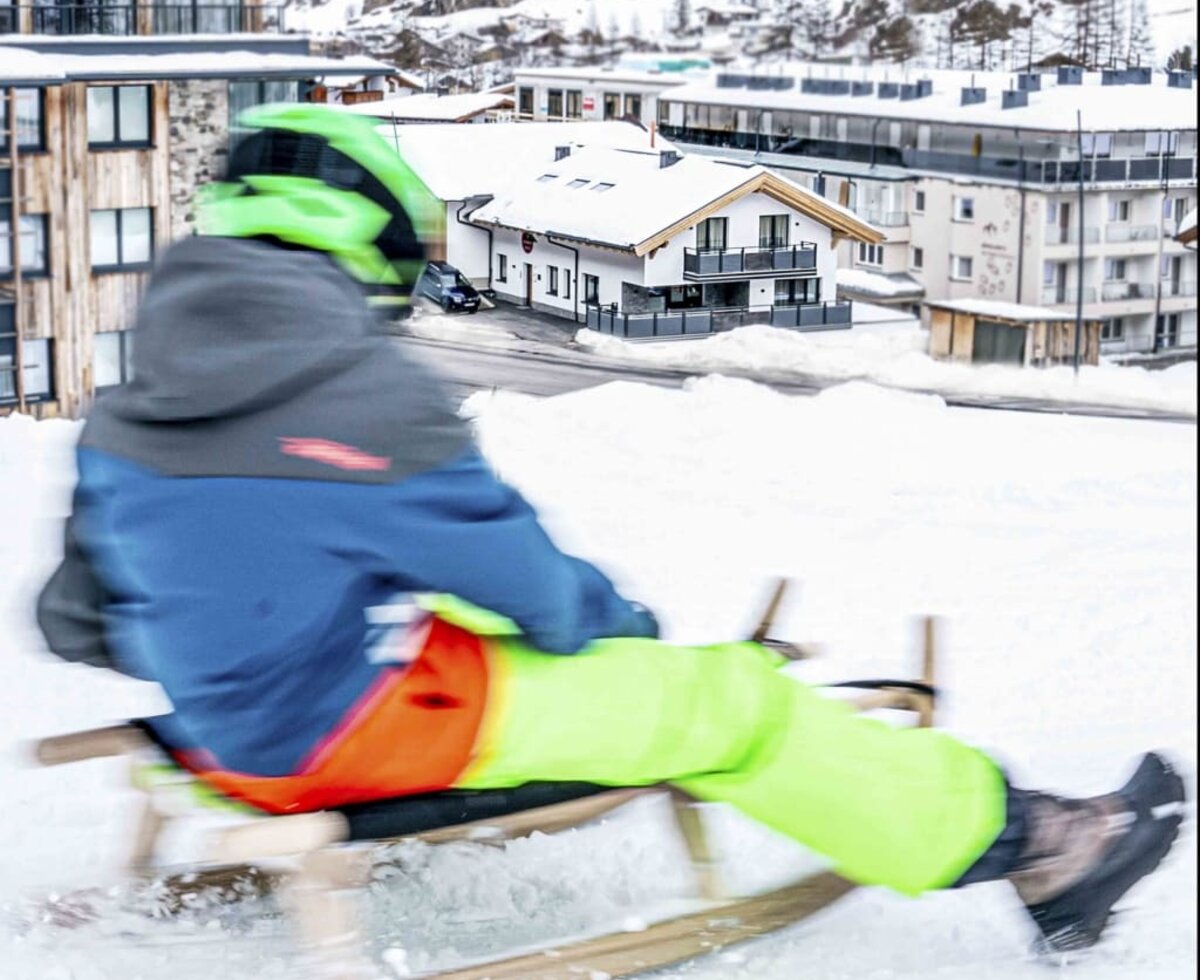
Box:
[554,145,571,161]
[659,149,681,168]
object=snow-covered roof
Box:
[925,298,1082,323]
[665,64,1199,134]
[470,145,880,254]
[337,91,512,122]
[837,268,924,299]
[0,46,391,83]
[376,121,672,201]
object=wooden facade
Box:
[4,81,172,418]
[927,303,1101,368]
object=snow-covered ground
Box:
[575,323,1199,416]
[1,375,1195,978]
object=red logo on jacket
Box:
[278,437,391,472]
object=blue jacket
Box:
[37,238,657,776]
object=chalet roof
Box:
[469,144,882,254]
[371,120,672,201]
[336,90,513,123]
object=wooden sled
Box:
[31,609,940,980]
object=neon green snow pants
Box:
[457,633,1007,896]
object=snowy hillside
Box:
[1,376,1195,978]
[286,0,1196,89]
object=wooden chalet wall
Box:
[8,81,170,418]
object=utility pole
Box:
[1151,130,1170,354]
[1073,110,1084,375]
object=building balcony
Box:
[656,124,1197,187]
[1104,224,1159,243]
[1041,285,1098,305]
[1160,279,1196,298]
[683,243,817,281]
[856,209,908,228]
[1100,281,1157,302]
[1045,226,1100,246]
[584,300,853,338]
[0,2,287,36]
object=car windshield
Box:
[439,274,457,287]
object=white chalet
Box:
[383,122,882,337]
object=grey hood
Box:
[109,237,381,423]
[83,237,471,485]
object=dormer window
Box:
[566,178,589,189]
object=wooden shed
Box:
[925,299,1102,368]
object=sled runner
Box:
[31,601,940,980]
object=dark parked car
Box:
[417,261,481,313]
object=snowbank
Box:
[1,378,1195,978]
[576,323,1199,415]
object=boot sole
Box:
[1027,754,1186,955]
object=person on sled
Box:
[37,104,1184,955]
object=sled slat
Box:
[428,871,856,980]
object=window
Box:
[563,268,571,299]
[229,80,300,134]
[583,273,599,304]
[603,92,620,120]
[951,255,973,280]
[1,323,54,405]
[565,90,582,119]
[497,253,507,282]
[1046,201,1058,225]
[910,246,924,270]
[90,208,153,271]
[1081,132,1113,157]
[1108,199,1130,222]
[1155,313,1179,348]
[696,217,727,251]
[0,214,48,276]
[857,242,883,266]
[774,278,820,305]
[566,178,589,189]
[913,189,925,213]
[517,87,533,116]
[591,182,615,192]
[0,88,45,152]
[87,86,151,148]
[547,265,559,295]
[1144,131,1179,156]
[1101,317,1124,341]
[1104,258,1126,281]
[536,173,558,183]
[624,94,642,118]
[1165,197,1189,223]
[953,196,975,221]
[93,330,135,391]
[547,89,564,117]
[758,214,789,249]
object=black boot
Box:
[1007,753,1186,955]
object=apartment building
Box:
[511,65,708,130]
[651,64,1197,357]
[1,23,390,418]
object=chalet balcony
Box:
[1044,225,1100,246]
[585,300,852,339]
[1104,224,1159,243]
[0,2,287,36]
[1040,285,1098,304]
[1100,281,1157,301]
[683,243,817,281]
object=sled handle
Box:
[33,724,151,766]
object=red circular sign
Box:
[521,231,537,254]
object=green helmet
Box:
[197,103,440,312]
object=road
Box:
[400,333,1196,424]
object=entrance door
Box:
[524,263,533,306]
[1057,202,1070,245]
[973,319,1026,365]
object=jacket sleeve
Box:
[36,515,123,672]
[361,450,659,654]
